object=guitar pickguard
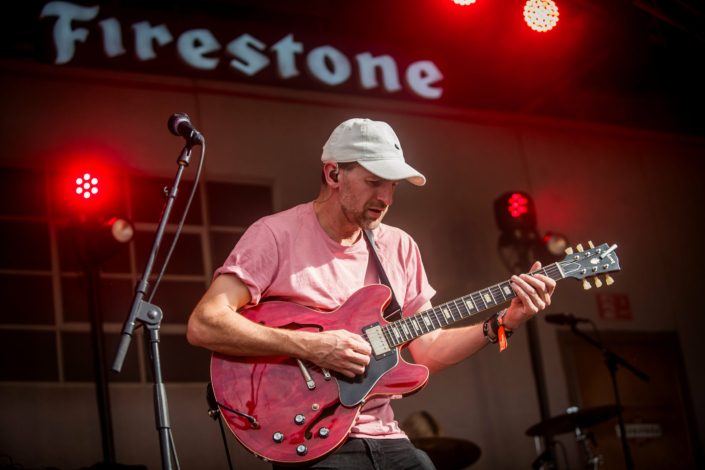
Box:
[336,347,399,406]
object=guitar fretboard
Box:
[381,263,564,347]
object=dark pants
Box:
[273,438,435,470]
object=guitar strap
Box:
[363,229,403,322]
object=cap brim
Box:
[357,160,426,186]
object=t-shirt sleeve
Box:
[402,237,436,315]
[212,220,279,307]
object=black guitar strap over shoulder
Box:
[364,229,403,321]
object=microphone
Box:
[544,313,590,326]
[167,113,203,145]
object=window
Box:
[0,167,272,383]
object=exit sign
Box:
[596,293,632,321]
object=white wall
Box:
[1,58,702,469]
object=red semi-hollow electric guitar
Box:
[211,242,620,465]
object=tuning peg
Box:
[593,275,602,288]
[565,247,574,255]
[577,244,584,252]
[588,241,595,249]
[582,278,592,290]
[605,274,614,285]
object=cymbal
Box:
[410,437,481,470]
[525,405,621,436]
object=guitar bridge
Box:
[362,323,393,360]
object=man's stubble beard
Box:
[338,182,387,231]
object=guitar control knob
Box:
[318,427,330,439]
[294,414,305,425]
[272,432,284,443]
[296,445,308,456]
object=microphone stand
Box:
[111,134,201,470]
[569,326,650,470]
[513,236,556,469]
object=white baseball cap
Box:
[321,119,426,186]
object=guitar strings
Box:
[381,263,564,346]
[303,262,571,374]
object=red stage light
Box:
[453,0,477,5]
[76,172,100,200]
[507,191,531,217]
[524,0,559,32]
[495,191,537,233]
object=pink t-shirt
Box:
[214,201,436,439]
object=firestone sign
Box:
[39,1,444,100]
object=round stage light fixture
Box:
[108,217,135,244]
[524,0,559,32]
[543,232,569,256]
[453,0,477,5]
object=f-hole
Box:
[280,323,324,332]
[257,321,323,332]
[304,402,341,440]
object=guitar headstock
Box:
[559,241,620,290]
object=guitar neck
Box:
[382,263,565,347]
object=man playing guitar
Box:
[187,118,557,469]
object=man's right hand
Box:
[303,329,371,378]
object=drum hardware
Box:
[527,405,621,470]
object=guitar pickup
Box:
[362,323,393,360]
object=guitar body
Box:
[211,284,430,465]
